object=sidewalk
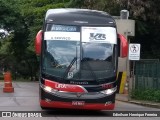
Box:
[116,93,160,109]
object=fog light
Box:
[45,98,52,103]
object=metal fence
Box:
[134,59,160,90]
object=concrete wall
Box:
[115,19,135,37]
[118,57,127,72]
[115,19,135,72]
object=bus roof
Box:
[45,8,116,26]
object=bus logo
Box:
[105,101,112,106]
[89,33,106,40]
[68,72,73,79]
[55,84,67,89]
[76,93,83,98]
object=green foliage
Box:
[66,0,85,8]
[0,0,70,80]
[67,0,121,15]
[131,89,160,102]
[0,0,20,31]
[0,35,13,55]
[19,0,68,52]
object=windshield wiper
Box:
[62,57,100,84]
[63,57,77,79]
[81,59,100,84]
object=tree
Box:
[67,0,121,15]
[0,0,25,73]
[119,0,160,58]
[0,0,71,80]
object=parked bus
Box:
[35,8,128,110]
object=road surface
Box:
[0,82,159,120]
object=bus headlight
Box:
[43,86,58,94]
[100,87,117,95]
[44,86,52,92]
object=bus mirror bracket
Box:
[35,30,42,55]
[118,34,128,58]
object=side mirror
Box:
[35,30,42,55]
[118,34,128,57]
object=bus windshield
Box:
[42,24,117,81]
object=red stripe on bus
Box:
[45,79,87,93]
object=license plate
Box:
[72,101,85,106]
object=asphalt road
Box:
[0,82,160,120]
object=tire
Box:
[41,106,48,110]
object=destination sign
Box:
[51,25,79,32]
[44,31,80,41]
[81,27,117,44]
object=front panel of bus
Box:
[40,24,118,110]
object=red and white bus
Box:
[35,8,128,110]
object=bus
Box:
[35,8,128,110]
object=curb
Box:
[116,98,160,109]
[129,100,160,109]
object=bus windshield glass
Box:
[42,24,117,81]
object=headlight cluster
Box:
[100,87,117,95]
[42,84,116,95]
[43,86,57,93]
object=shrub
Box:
[131,89,160,102]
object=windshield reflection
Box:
[47,40,80,65]
[82,42,113,61]
[42,40,115,80]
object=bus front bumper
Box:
[40,85,116,110]
[40,100,115,110]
